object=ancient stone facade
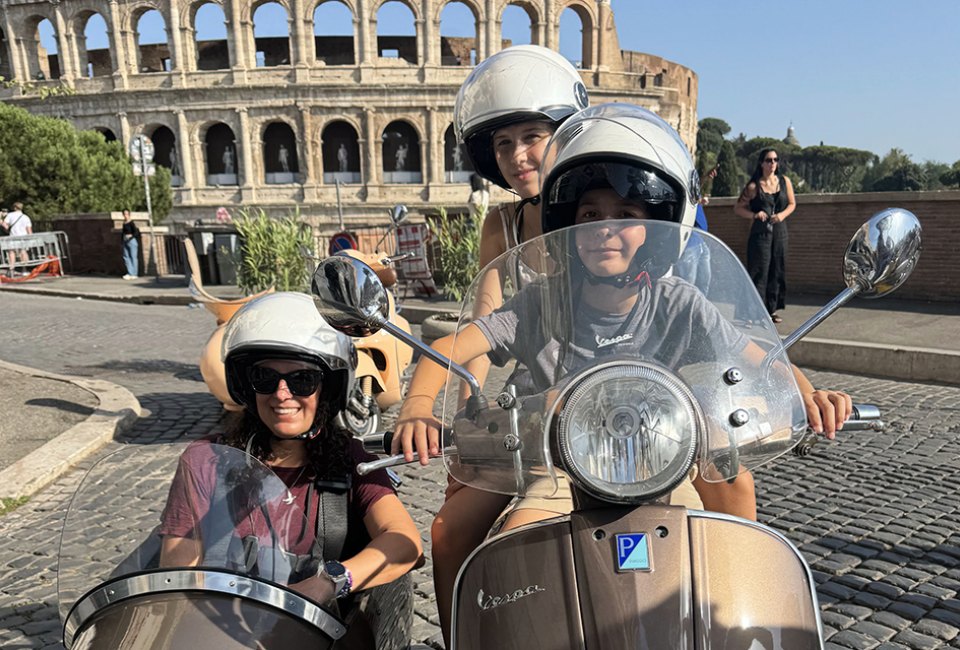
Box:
[0,0,698,228]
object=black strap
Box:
[316,480,349,561]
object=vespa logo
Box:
[596,333,633,349]
[477,584,546,612]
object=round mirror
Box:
[843,208,922,298]
[391,204,409,227]
[311,255,390,337]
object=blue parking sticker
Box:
[615,533,651,571]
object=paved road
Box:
[0,292,958,649]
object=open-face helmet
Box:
[454,45,589,190]
[222,292,356,423]
[538,104,701,286]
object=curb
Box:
[787,337,960,385]
[0,360,142,500]
[399,303,459,325]
[0,285,193,306]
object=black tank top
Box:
[749,174,788,216]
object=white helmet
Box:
[454,45,589,189]
[222,292,356,415]
[539,103,701,239]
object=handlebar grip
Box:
[851,404,881,421]
[361,431,394,455]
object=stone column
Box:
[118,111,131,144]
[363,107,380,186]
[357,0,372,65]
[476,12,486,62]
[299,106,317,201]
[236,108,256,198]
[167,2,188,77]
[226,0,250,79]
[53,7,76,83]
[421,0,435,67]
[485,0,497,56]
[3,13,26,81]
[425,106,440,185]
[174,109,196,201]
[291,0,310,67]
[543,0,556,50]
[106,0,129,86]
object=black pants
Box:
[746,221,788,315]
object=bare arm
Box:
[342,495,423,590]
[734,183,765,221]
[394,323,494,464]
[159,536,202,567]
[693,470,757,521]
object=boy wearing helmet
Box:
[422,45,590,647]
[159,293,422,605]
[396,106,851,590]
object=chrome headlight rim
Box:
[553,360,702,504]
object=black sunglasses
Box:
[248,366,323,396]
[764,157,779,163]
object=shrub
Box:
[428,206,483,301]
[233,207,313,294]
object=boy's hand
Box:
[393,396,442,465]
[803,390,852,439]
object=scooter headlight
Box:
[555,362,701,503]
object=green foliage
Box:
[940,161,960,188]
[0,103,172,224]
[864,148,925,192]
[0,76,76,99]
[233,207,313,294]
[791,146,876,193]
[920,161,950,190]
[428,206,483,301]
[711,140,742,197]
[0,496,28,517]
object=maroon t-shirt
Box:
[159,437,395,561]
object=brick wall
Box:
[49,212,172,276]
[703,191,959,302]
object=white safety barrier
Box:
[0,231,70,275]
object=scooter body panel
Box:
[453,507,822,649]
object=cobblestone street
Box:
[0,292,958,649]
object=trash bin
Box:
[214,233,240,285]
[191,231,217,285]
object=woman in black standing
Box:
[735,148,796,323]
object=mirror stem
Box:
[379,320,484,398]
[781,287,859,350]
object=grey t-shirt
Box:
[473,275,747,391]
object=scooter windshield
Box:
[440,220,807,497]
[58,442,322,625]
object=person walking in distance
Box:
[2,202,33,276]
[121,209,141,280]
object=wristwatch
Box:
[323,560,352,599]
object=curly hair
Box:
[221,400,352,482]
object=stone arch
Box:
[252,1,291,67]
[443,123,472,182]
[313,0,355,65]
[438,1,479,66]
[375,1,417,64]
[558,2,594,69]
[321,119,362,184]
[193,2,230,70]
[134,7,171,73]
[26,16,62,80]
[0,27,12,80]
[204,122,239,185]
[262,121,299,183]
[75,11,112,78]
[147,124,181,185]
[499,2,538,46]
[95,127,118,142]
[381,119,421,183]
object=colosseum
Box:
[0,0,698,227]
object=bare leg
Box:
[693,469,757,520]
[431,482,511,648]
[502,508,559,530]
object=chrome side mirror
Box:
[391,204,409,227]
[782,208,921,350]
[843,208,922,298]
[311,256,389,337]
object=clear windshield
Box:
[440,221,807,496]
[58,442,319,624]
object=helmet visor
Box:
[549,161,681,211]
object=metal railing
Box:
[0,231,70,275]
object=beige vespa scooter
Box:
[313,210,921,650]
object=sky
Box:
[41,0,958,163]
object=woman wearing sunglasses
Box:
[159,292,422,606]
[734,147,796,324]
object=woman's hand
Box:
[755,210,770,222]
[393,396,443,465]
[803,390,853,439]
[289,574,336,605]
[769,212,782,223]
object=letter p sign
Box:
[615,533,651,572]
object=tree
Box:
[864,148,925,192]
[791,145,875,193]
[940,161,960,188]
[920,161,950,190]
[711,140,742,197]
[0,103,172,224]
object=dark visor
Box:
[548,162,680,207]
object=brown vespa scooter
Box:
[313,209,921,650]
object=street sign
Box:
[328,231,359,255]
[129,136,155,164]
[133,163,156,177]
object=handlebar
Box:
[356,429,452,476]
[793,403,884,457]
